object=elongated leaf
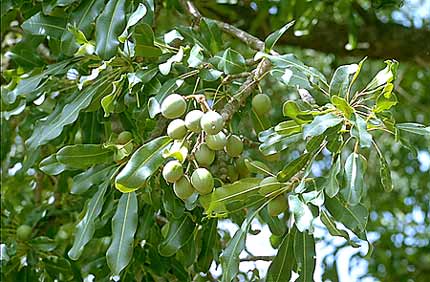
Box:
[154,78,184,102]
[259,132,303,156]
[374,84,397,113]
[197,219,218,272]
[56,144,114,169]
[39,155,67,175]
[288,195,314,232]
[325,196,368,233]
[22,12,66,38]
[217,48,246,74]
[265,21,295,52]
[324,156,341,198]
[115,136,172,192]
[95,0,126,60]
[294,230,316,282]
[376,151,394,192]
[303,113,343,139]
[329,64,358,97]
[331,96,354,119]
[341,152,366,206]
[68,180,109,260]
[188,44,204,68]
[366,60,398,90]
[158,215,195,256]
[277,153,310,182]
[72,165,117,194]
[396,123,430,137]
[320,210,359,247]
[266,227,296,282]
[26,79,111,150]
[260,208,286,236]
[351,114,372,148]
[244,159,272,176]
[119,3,147,43]
[220,208,261,282]
[106,192,138,276]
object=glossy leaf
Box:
[158,214,195,256]
[56,144,114,169]
[22,12,66,38]
[39,155,67,176]
[95,0,126,60]
[115,136,172,192]
[396,123,430,137]
[341,152,366,206]
[71,165,117,194]
[320,210,359,247]
[326,196,368,233]
[259,132,303,156]
[217,48,246,74]
[366,60,398,90]
[265,21,295,52]
[303,113,343,139]
[277,153,310,182]
[329,64,358,97]
[351,114,372,148]
[377,151,394,192]
[324,156,341,198]
[288,195,314,232]
[68,180,109,260]
[331,96,354,119]
[106,192,138,276]
[119,3,147,43]
[197,219,218,272]
[266,228,296,282]
[294,230,316,282]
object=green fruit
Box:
[206,131,227,150]
[252,94,271,115]
[184,110,204,133]
[225,135,243,157]
[117,131,133,144]
[236,156,250,177]
[200,111,224,134]
[191,168,214,195]
[173,176,195,200]
[260,176,283,189]
[195,144,215,167]
[268,195,288,217]
[16,225,32,241]
[161,94,187,119]
[167,119,187,140]
[55,229,69,241]
[227,165,239,182]
[162,160,183,183]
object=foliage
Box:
[1,0,429,281]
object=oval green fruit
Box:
[184,110,204,133]
[162,160,184,183]
[16,225,32,241]
[225,135,243,157]
[117,131,133,144]
[206,131,227,150]
[191,168,214,195]
[195,143,215,167]
[227,165,239,182]
[167,119,187,140]
[268,195,288,217]
[161,94,187,119]
[235,156,250,177]
[200,111,224,135]
[173,176,195,200]
[252,94,271,115]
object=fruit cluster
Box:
[159,94,245,201]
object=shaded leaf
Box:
[277,153,310,182]
[326,196,368,233]
[265,21,295,52]
[303,113,343,139]
[71,165,117,194]
[217,48,246,74]
[56,144,114,169]
[294,230,316,282]
[351,114,372,148]
[396,123,430,137]
[266,227,296,282]
[341,152,366,206]
[324,156,341,198]
[329,64,358,97]
[158,214,195,256]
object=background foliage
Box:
[1,0,429,281]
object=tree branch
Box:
[240,255,275,262]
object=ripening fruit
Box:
[200,111,224,135]
[225,135,243,157]
[161,94,187,119]
[117,131,133,144]
[268,195,288,217]
[236,156,250,177]
[252,94,271,115]
[16,225,32,241]
[195,144,215,167]
[167,119,187,140]
[173,176,195,200]
[206,131,227,150]
[162,160,184,183]
[191,168,214,195]
[184,110,204,133]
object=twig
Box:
[240,255,274,262]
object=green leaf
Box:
[303,113,343,139]
[244,159,272,176]
[396,123,430,137]
[326,196,368,233]
[366,60,398,90]
[331,96,354,119]
[259,132,303,156]
[277,153,310,182]
[134,23,162,57]
[118,3,147,43]
[341,152,366,206]
[282,101,312,124]
[374,83,397,113]
[158,214,195,256]
[56,144,114,169]
[39,155,67,176]
[154,78,184,102]
[265,21,295,52]
[22,12,66,38]
[266,228,296,282]
[159,47,184,75]
[26,79,111,150]
[95,0,126,60]
[199,18,222,54]
[260,208,286,236]
[68,180,109,260]
[106,192,138,276]
[324,156,341,198]
[376,150,394,192]
[71,165,117,194]
[217,48,246,74]
[294,230,316,282]
[197,219,218,272]
[199,68,223,81]
[274,120,302,136]
[288,195,314,232]
[329,64,359,97]
[320,210,355,244]
[187,44,204,68]
[351,114,372,148]
[115,136,172,193]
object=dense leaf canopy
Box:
[1,0,429,281]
